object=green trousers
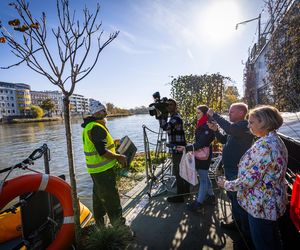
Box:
[90,167,124,226]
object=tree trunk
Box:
[63,96,81,246]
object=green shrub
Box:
[30,105,44,118]
[114,151,169,176]
[84,224,135,250]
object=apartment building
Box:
[70,93,90,114]
[31,90,63,115]
[0,81,101,118]
[0,82,31,118]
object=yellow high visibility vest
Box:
[82,121,117,174]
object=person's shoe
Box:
[220,221,237,231]
[204,195,217,205]
[167,195,184,203]
[186,201,204,212]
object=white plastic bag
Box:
[179,149,198,186]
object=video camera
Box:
[148,91,169,119]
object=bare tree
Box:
[0,0,119,246]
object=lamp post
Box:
[236,14,261,47]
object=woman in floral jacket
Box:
[217,105,288,250]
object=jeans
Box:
[248,213,282,250]
[196,169,214,203]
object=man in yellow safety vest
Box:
[82,102,127,226]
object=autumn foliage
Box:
[169,73,232,141]
[266,3,300,111]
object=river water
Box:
[2,112,299,200]
[0,114,160,198]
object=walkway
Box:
[121,158,248,250]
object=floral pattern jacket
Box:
[224,131,288,221]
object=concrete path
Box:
[121,160,247,250]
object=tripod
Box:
[143,125,175,198]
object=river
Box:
[1,112,299,200]
[0,114,160,198]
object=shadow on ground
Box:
[123,176,248,250]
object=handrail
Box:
[0,144,49,174]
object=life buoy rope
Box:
[0,174,75,250]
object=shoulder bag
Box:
[192,145,210,160]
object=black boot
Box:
[167,195,184,203]
[221,221,238,231]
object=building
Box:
[70,93,89,114]
[243,0,297,107]
[0,82,17,118]
[0,81,31,118]
[15,83,32,116]
[31,90,63,116]
[0,81,100,118]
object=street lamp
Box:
[236,14,261,47]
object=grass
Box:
[115,151,169,193]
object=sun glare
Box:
[199,1,241,43]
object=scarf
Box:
[196,113,208,128]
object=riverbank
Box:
[0,113,134,124]
[8,117,63,124]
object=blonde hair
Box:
[249,105,283,131]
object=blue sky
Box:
[0,0,268,109]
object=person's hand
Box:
[217,176,226,188]
[116,154,127,167]
[114,139,121,147]
[207,108,214,117]
[176,146,185,152]
[207,122,219,132]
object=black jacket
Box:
[212,113,254,175]
[186,124,215,170]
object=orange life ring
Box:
[0,174,75,250]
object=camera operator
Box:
[159,98,190,203]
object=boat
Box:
[0,200,94,244]
[0,174,94,250]
[0,144,95,249]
